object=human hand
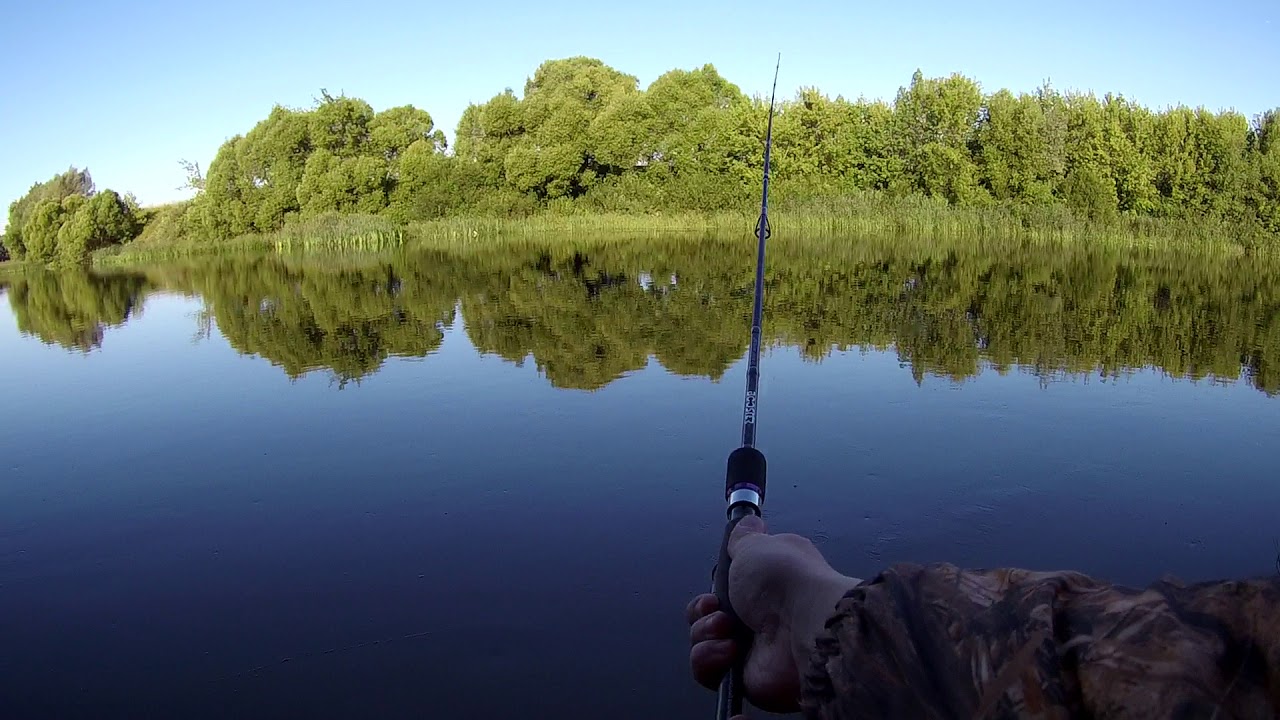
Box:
[685,515,860,715]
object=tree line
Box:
[4,57,1278,262]
[9,239,1279,395]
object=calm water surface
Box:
[1,238,1277,719]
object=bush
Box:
[1061,166,1119,222]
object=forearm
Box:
[796,563,1280,719]
[785,570,862,676]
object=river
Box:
[1,236,1277,718]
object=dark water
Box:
[1,237,1278,719]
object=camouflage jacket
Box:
[800,563,1280,719]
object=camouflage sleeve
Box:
[799,563,1280,719]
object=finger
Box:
[685,593,719,625]
[689,610,732,645]
[727,514,767,558]
[690,638,737,690]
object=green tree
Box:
[10,61,1279,245]
[1059,93,1119,216]
[370,105,445,161]
[197,135,254,236]
[22,199,69,262]
[1146,105,1251,220]
[1187,109,1250,221]
[976,90,1054,203]
[502,57,641,199]
[454,89,524,190]
[1246,110,1280,233]
[296,150,390,216]
[197,106,313,236]
[310,92,375,157]
[892,71,987,203]
[773,89,851,187]
[635,64,745,177]
[56,190,139,263]
[1060,165,1118,221]
[1101,95,1157,214]
[4,167,94,259]
[385,141,464,221]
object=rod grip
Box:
[724,446,767,501]
[713,508,757,719]
[715,447,766,718]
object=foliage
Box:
[8,59,1280,257]
[442,60,1279,239]
[4,167,94,260]
[3,167,142,265]
[296,150,389,216]
[22,199,68,262]
[130,200,199,247]
[194,93,448,238]
[56,191,140,263]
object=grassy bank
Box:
[92,192,1276,267]
[0,260,33,279]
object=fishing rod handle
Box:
[714,505,757,720]
[713,447,767,720]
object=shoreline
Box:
[90,195,1276,268]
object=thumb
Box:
[727,513,766,558]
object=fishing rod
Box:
[713,54,779,720]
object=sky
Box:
[2,0,1277,214]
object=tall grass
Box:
[0,259,38,279]
[270,212,405,251]
[402,192,1271,254]
[96,212,407,266]
[95,191,1277,267]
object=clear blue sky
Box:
[2,0,1276,213]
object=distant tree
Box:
[197,106,313,236]
[56,190,139,263]
[1060,165,1118,221]
[1097,96,1153,214]
[1058,93,1120,213]
[13,61,1277,246]
[500,57,641,199]
[454,89,524,190]
[22,199,69,262]
[296,150,389,216]
[385,140,462,221]
[1246,110,1280,233]
[1144,106,1249,219]
[370,105,446,162]
[635,64,745,177]
[976,90,1054,204]
[4,167,94,260]
[891,71,987,203]
[311,91,375,157]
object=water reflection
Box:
[154,255,459,384]
[6,239,1279,394]
[4,267,148,352]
